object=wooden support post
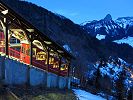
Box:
[67,61,71,77]
[25,33,33,87]
[47,48,50,72]
[4,18,9,55]
[58,56,62,76]
[30,35,33,65]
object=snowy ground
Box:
[113,36,133,47]
[73,89,106,100]
[96,34,106,40]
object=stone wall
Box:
[0,56,70,89]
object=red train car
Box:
[0,32,68,76]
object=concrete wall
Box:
[4,59,28,85]
[58,76,67,89]
[0,56,5,80]
[47,72,58,88]
[30,67,47,86]
[0,56,69,89]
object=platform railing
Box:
[9,48,20,59]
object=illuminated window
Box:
[32,48,36,57]
[49,57,54,64]
[36,51,46,60]
[61,58,69,71]
[49,50,60,69]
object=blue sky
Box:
[25,0,133,24]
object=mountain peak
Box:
[104,14,112,21]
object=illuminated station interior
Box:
[0,2,73,76]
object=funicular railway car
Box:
[0,31,69,76]
[0,0,73,77]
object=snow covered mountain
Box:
[82,14,133,41]
[116,17,133,28]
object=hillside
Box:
[1,0,133,99]
[2,0,133,76]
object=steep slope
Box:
[2,0,133,76]
[2,0,102,66]
[86,57,133,99]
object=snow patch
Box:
[63,44,71,52]
[116,17,133,28]
[113,36,133,47]
[73,89,105,100]
[96,34,106,40]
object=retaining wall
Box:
[0,56,70,89]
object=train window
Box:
[60,57,69,71]
[53,62,59,68]
[61,64,65,71]
[49,57,54,64]
[32,48,36,57]
[22,47,25,54]
[26,49,30,56]
[36,51,46,60]
[14,47,20,52]
[10,37,20,44]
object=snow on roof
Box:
[113,36,133,47]
[73,89,105,100]
[63,44,71,52]
[96,34,106,40]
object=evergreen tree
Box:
[115,69,126,100]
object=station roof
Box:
[0,0,74,60]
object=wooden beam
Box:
[58,56,62,76]
[67,60,71,77]
[46,48,50,72]
[10,29,34,33]
[30,35,33,65]
[3,18,9,55]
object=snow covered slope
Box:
[73,89,105,100]
[113,36,133,47]
[96,34,106,40]
[116,17,133,28]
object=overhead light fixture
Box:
[11,29,23,32]
[1,10,8,15]
[57,50,64,53]
[27,29,34,32]
[44,41,52,45]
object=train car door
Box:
[20,41,30,64]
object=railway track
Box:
[0,87,20,100]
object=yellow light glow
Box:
[36,51,46,60]
[44,41,52,45]
[1,10,8,15]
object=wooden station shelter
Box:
[0,1,73,76]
